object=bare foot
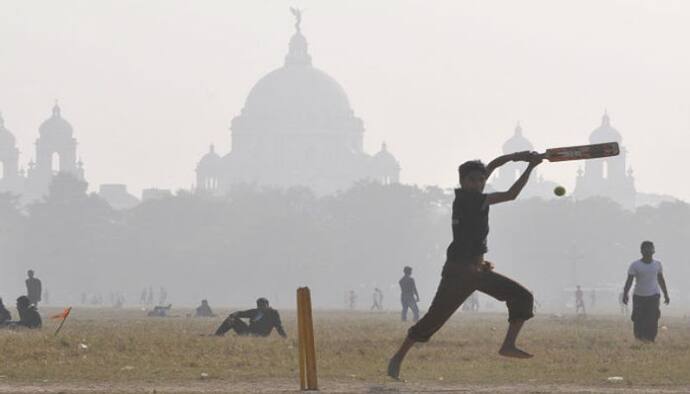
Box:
[498,346,533,359]
[387,356,402,380]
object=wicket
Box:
[297,287,318,391]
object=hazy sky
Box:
[1,0,689,201]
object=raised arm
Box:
[484,153,542,207]
[622,275,634,305]
[658,272,670,305]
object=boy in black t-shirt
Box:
[387,151,542,379]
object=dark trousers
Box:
[401,298,419,322]
[408,263,534,343]
[215,316,251,336]
[632,294,660,342]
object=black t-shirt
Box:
[445,189,489,262]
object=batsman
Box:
[387,150,542,379]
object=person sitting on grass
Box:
[214,298,287,338]
[2,296,42,329]
[195,299,216,317]
[0,298,11,325]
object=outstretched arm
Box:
[484,153,542,207]
[622,275,633,305]
[658,273,670,305]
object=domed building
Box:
[573,112,636,209]
[0,103,87,202]
[491,123,557,198]
[196,11,400,195]
[25,103,85,200]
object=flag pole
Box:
[53,307,72,336]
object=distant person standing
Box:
[146,286,154,305]
[371,288,384,311]
[25,270,42,306]
[399,266,420,322]
[622,241,670,342]
[574,285,586,315]
[159,287,168,305]
[348,290,357,310]
[589,289,596,309]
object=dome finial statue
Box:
[290,7,302,33]
[53,99,61,117]
[602,109,610,126]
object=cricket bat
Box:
[540,142,619,162]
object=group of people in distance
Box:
[0,270,43,329]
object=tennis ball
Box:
[554,186,566,197]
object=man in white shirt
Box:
[622,241,670,342]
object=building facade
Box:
[196,11,400,196]
[0,104,86,201]
[573,112,636,209]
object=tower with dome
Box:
[0,103,86,201]
[573,112,636,209]
[195,10,400,195]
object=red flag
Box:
[51,307,71,320]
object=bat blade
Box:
[544,142,619,162]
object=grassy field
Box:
[1,307,690,393]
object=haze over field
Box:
[1,0,689,201]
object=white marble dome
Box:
[231,31,363,135]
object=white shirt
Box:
[628,259,663,296]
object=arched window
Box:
[51,152,61,173]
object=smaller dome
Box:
[0,112,17,147]
[197,144,222,172]
[502,123,533,153]
[39,103,74,138]
[373,142,400,169]
[590,112,622,143]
